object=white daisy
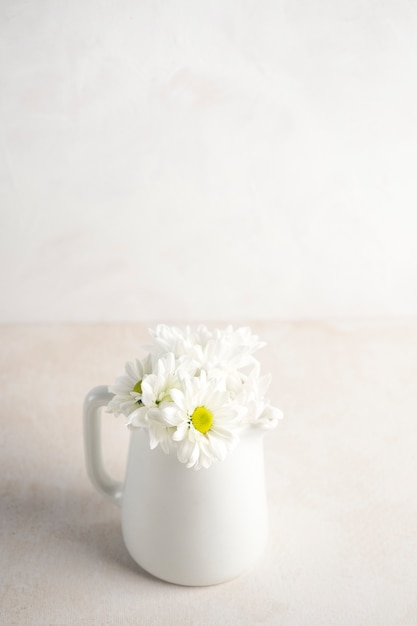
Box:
[149,324,263,369]
[107,354,153,417]
[189,326,265,375]
[148,324,195,358]
[236,372,284,429]
[141,352,179,406]
[160,371,245,470]
[127,352,181,452]
[254,403,284,430]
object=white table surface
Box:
[1,321,416,626]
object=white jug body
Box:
[84,386,269,586]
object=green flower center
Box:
[133,380,142,394]
[191,406,213,434]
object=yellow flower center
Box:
[133,380,142,394]
[191,406,213,434]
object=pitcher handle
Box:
[83,385,123,506]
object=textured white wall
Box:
[1,0,417,322]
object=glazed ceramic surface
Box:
[83,385,268,586]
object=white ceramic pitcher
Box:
[83,385,269,586]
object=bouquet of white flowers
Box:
[107,324,283,470]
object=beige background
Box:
[1,0,417,323]
[2,321,417,625]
